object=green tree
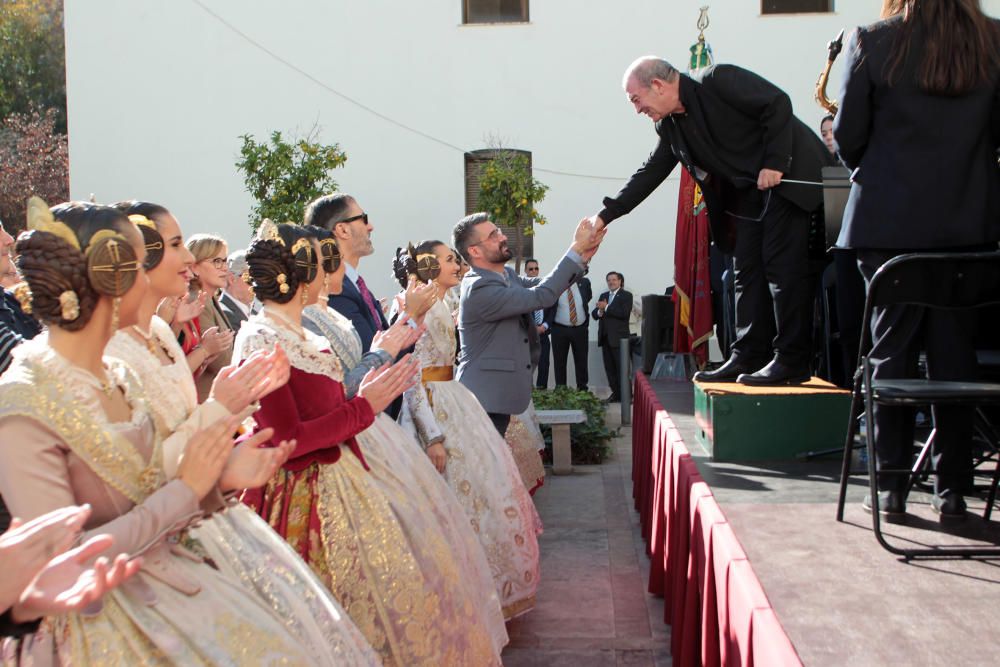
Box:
[235,129,348,229]
[477,149,548,273]
[0,0,66,133]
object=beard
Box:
[485,240,512,264]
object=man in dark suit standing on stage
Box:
[545,271,592,391]
[593,57,829,385]
[593,271,633,402]
[304,193,387,351]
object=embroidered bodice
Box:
[234,311,344,381]
[108,316,197,431]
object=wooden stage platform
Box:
[636,375,1000,666]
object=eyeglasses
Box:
[469,228,501,248]
[525,266,539,272]
[338,213,369,226]
[204,257,227,269]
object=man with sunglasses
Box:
[303,193,387,351]
[592,57,829,385]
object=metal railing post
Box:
[620,337,632,425]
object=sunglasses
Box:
[338,213,369,226]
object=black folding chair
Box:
[835,251,1000,559]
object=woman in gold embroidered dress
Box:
[393,241,542,619]
[233,222,502,666]
[105,202,378,664]
[300,227,508,652]
[0,201,324,665]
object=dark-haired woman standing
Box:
[0,201,319,664]
[834,0,1000,518]
[392,241,541,620]
[234,222,504,666]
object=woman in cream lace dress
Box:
[394,241,542,619]
[105,202,377,664]
[234,222,504,666]
[0,201,325,665]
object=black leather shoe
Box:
[862,490,906,519]
[693,357,763,383]
[931,493,967,521]
[736,359,811,386]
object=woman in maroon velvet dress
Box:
[234,221,502,666]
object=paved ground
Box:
[501,410,672,667]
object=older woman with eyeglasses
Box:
[186,233,236,401]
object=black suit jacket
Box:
[592,289,633,348]
[328,275,388,352]
[543,276,592,329]
[218,292,249,332]
[834,17,1000,250]
[600,65,830,253]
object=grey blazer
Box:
[457,253,582,415]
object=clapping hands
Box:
[1,505,141,623]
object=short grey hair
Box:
[227,249,249,276]
[623,56,679,89]
[453,212,491,262]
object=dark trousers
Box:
[731,194,812,367]
[551,323,589,390]
[601,341,621,398]
[487,412,511,436]
[536,333,550,388]
[832,248,866,387]
[858,249,977,496]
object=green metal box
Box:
[693,378,851,461]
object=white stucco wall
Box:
[62,0,1000,321]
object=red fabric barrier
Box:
[631,375,802,667]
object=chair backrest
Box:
[867,251,1000,312]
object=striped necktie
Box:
[567,287,578,326]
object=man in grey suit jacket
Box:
[454,212,604,435]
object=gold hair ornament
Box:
[58,290,80,321]
[407,243,441,283]
[276,273,289,294]
[129,214,163,253]
[26,196,80,250]
[320,238,341,274]
[256,219,284,246]
[12,282,32,314]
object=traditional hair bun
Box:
[15,229,99,331]
[246,239,300,304]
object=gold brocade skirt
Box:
[256,453,501,667]
[4,544,317,666]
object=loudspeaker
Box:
[641,294,674,374]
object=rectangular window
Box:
[464,149,534,260]
[761,0,832,14]
[463,0,529,24]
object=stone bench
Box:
[535,409,587,475]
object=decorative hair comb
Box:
[256,219,284,245]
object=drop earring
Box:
[110,296,121,332]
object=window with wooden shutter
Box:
[464,148,533,260]
[463,0,529,24]
[761,0,832,14]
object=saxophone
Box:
[814,30,845,115]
